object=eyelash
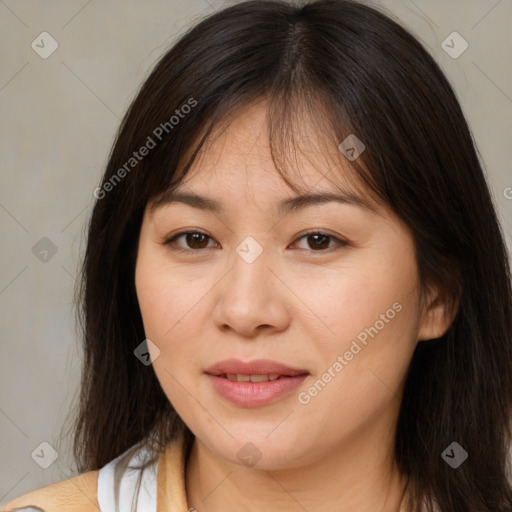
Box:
[163,230,348,254]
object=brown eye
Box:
[305,233,331,250]
[165,231,216,251]
[293,231,347,252]
[183,233,210,249]
[164,230,347,254]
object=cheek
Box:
[303,252,418,348]
[135,264,171,340]
[306,246,421,390]
[135,257,203,404]
[135,254,215,383]
[299,295,419,441]
[135,249,195,339]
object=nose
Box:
[212,238,292,338]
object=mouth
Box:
[217,373,287,382]
[205,358,309,378]
[205,359,309,407]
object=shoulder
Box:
[2,470,99,512]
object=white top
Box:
[97,441,159,512]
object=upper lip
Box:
[205,358,309,377]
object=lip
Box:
[205,358,309,407]
[205,358,309,377]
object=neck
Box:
[184,424,408,512]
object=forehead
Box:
[150,101,381,215]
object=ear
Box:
[417,282,459,342]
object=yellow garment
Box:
[2,433,188,512]
[3,433,412,512]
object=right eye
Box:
[164,230,218,252]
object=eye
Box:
[292,231,348,252]
[163,230,347,253]
[164,231,217,251]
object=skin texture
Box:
[135,101,454,512]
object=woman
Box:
[4,0,512,511]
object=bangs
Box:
[149,87,384,216]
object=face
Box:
[135,101,433,470]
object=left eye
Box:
[164,231,346,252]
[294,232,346,251]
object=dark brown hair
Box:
[69,0,512,509]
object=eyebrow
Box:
[151,190,376,216]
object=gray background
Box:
[1,0,511,504]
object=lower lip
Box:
[207,374,308,407]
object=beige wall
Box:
[1,0,511,503]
